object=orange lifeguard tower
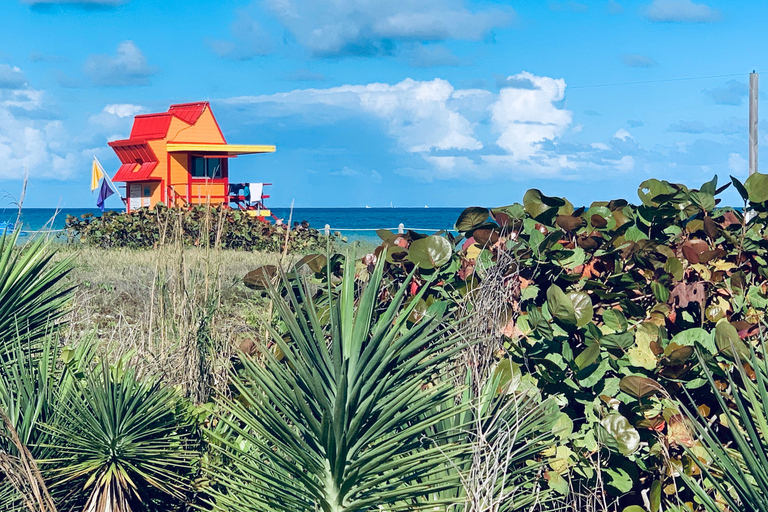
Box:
[108,101,275,215]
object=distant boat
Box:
[425,205,429,208]
[365,205,371,209]
[390,201,394,208]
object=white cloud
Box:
[645,0,720,23]
[728,152,748,175]
[103,103,144,118]
[227,78,482,153]
[223,73,653,181]
[0,82,79,180]
[490,72,572,161]
[84,41,158,86]
[0,64,28,89]
[613,128,634,141]
[266,0,513,56]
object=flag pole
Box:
[94,156,120,195]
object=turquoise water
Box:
[2,207,464,243]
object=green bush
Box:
[253,173,768,510]
[64,203,331,252]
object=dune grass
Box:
[54,244,289,401]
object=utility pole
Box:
[749,71,758,175]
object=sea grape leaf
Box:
[745,172,768,203]
[455,207,490,233]
[602,309,628,332]
[547,285,577,327]
[731,175,749,202]
[715,319,750,359]
[294,253,327,273]
[619,375,664,398]
[523,189,564,220]
[407,235,452,269]
[664,257,683,281]
[244,265,277,290]
[627,336,658,370]
[601,414,641,456]
[567,291,593,327]
[552,412,574,441]
[575,342,601,370]
[601,332,635,350]
[669,327,715,353]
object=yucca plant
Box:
[680,336,768,512]
[0,229,73,348]
[44,363,198,512]
[208,255,469,512]
[0,335,62,512]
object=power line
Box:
[568,72,760,90]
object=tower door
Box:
[129,183,141,211]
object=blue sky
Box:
[1,0,766,208]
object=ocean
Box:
[1,207,465,244]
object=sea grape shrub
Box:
[249,173,768,510]
[441,174,768,509]
[64,203,331,252]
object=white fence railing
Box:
[322,223,453,236]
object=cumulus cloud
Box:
[0,77,81,180]
[622,54,658,67]
[0,64,28,89]
[703,80,747,106]
[613,128,634,141]
[209,10,273,60]
[490,72,572,161]
[645,0,720,23]
[226,78,483,153]
[266,0,513,56]
[84,41,158,86]
[222,72,682,181]
[103,103,144,118]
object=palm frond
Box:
[0,230,74,349]
[680,339,768,512]
[43,364,197,512]
[208,255,469,512]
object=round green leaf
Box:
[567,292,593,327]
[601,414,641,456]
[546,285,577,326]
[715,319,750,359]
[574,342,601,370]
[745,172,768,203]
[407,235,452,269]
[455,207,490,233]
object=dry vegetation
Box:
[54,244,290,402]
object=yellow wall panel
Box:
[167,109,226,144]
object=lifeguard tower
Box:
[108,101,275,216]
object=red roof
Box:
[130,113,172,139]
[168,102,208,125]
[113,162,160,182]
